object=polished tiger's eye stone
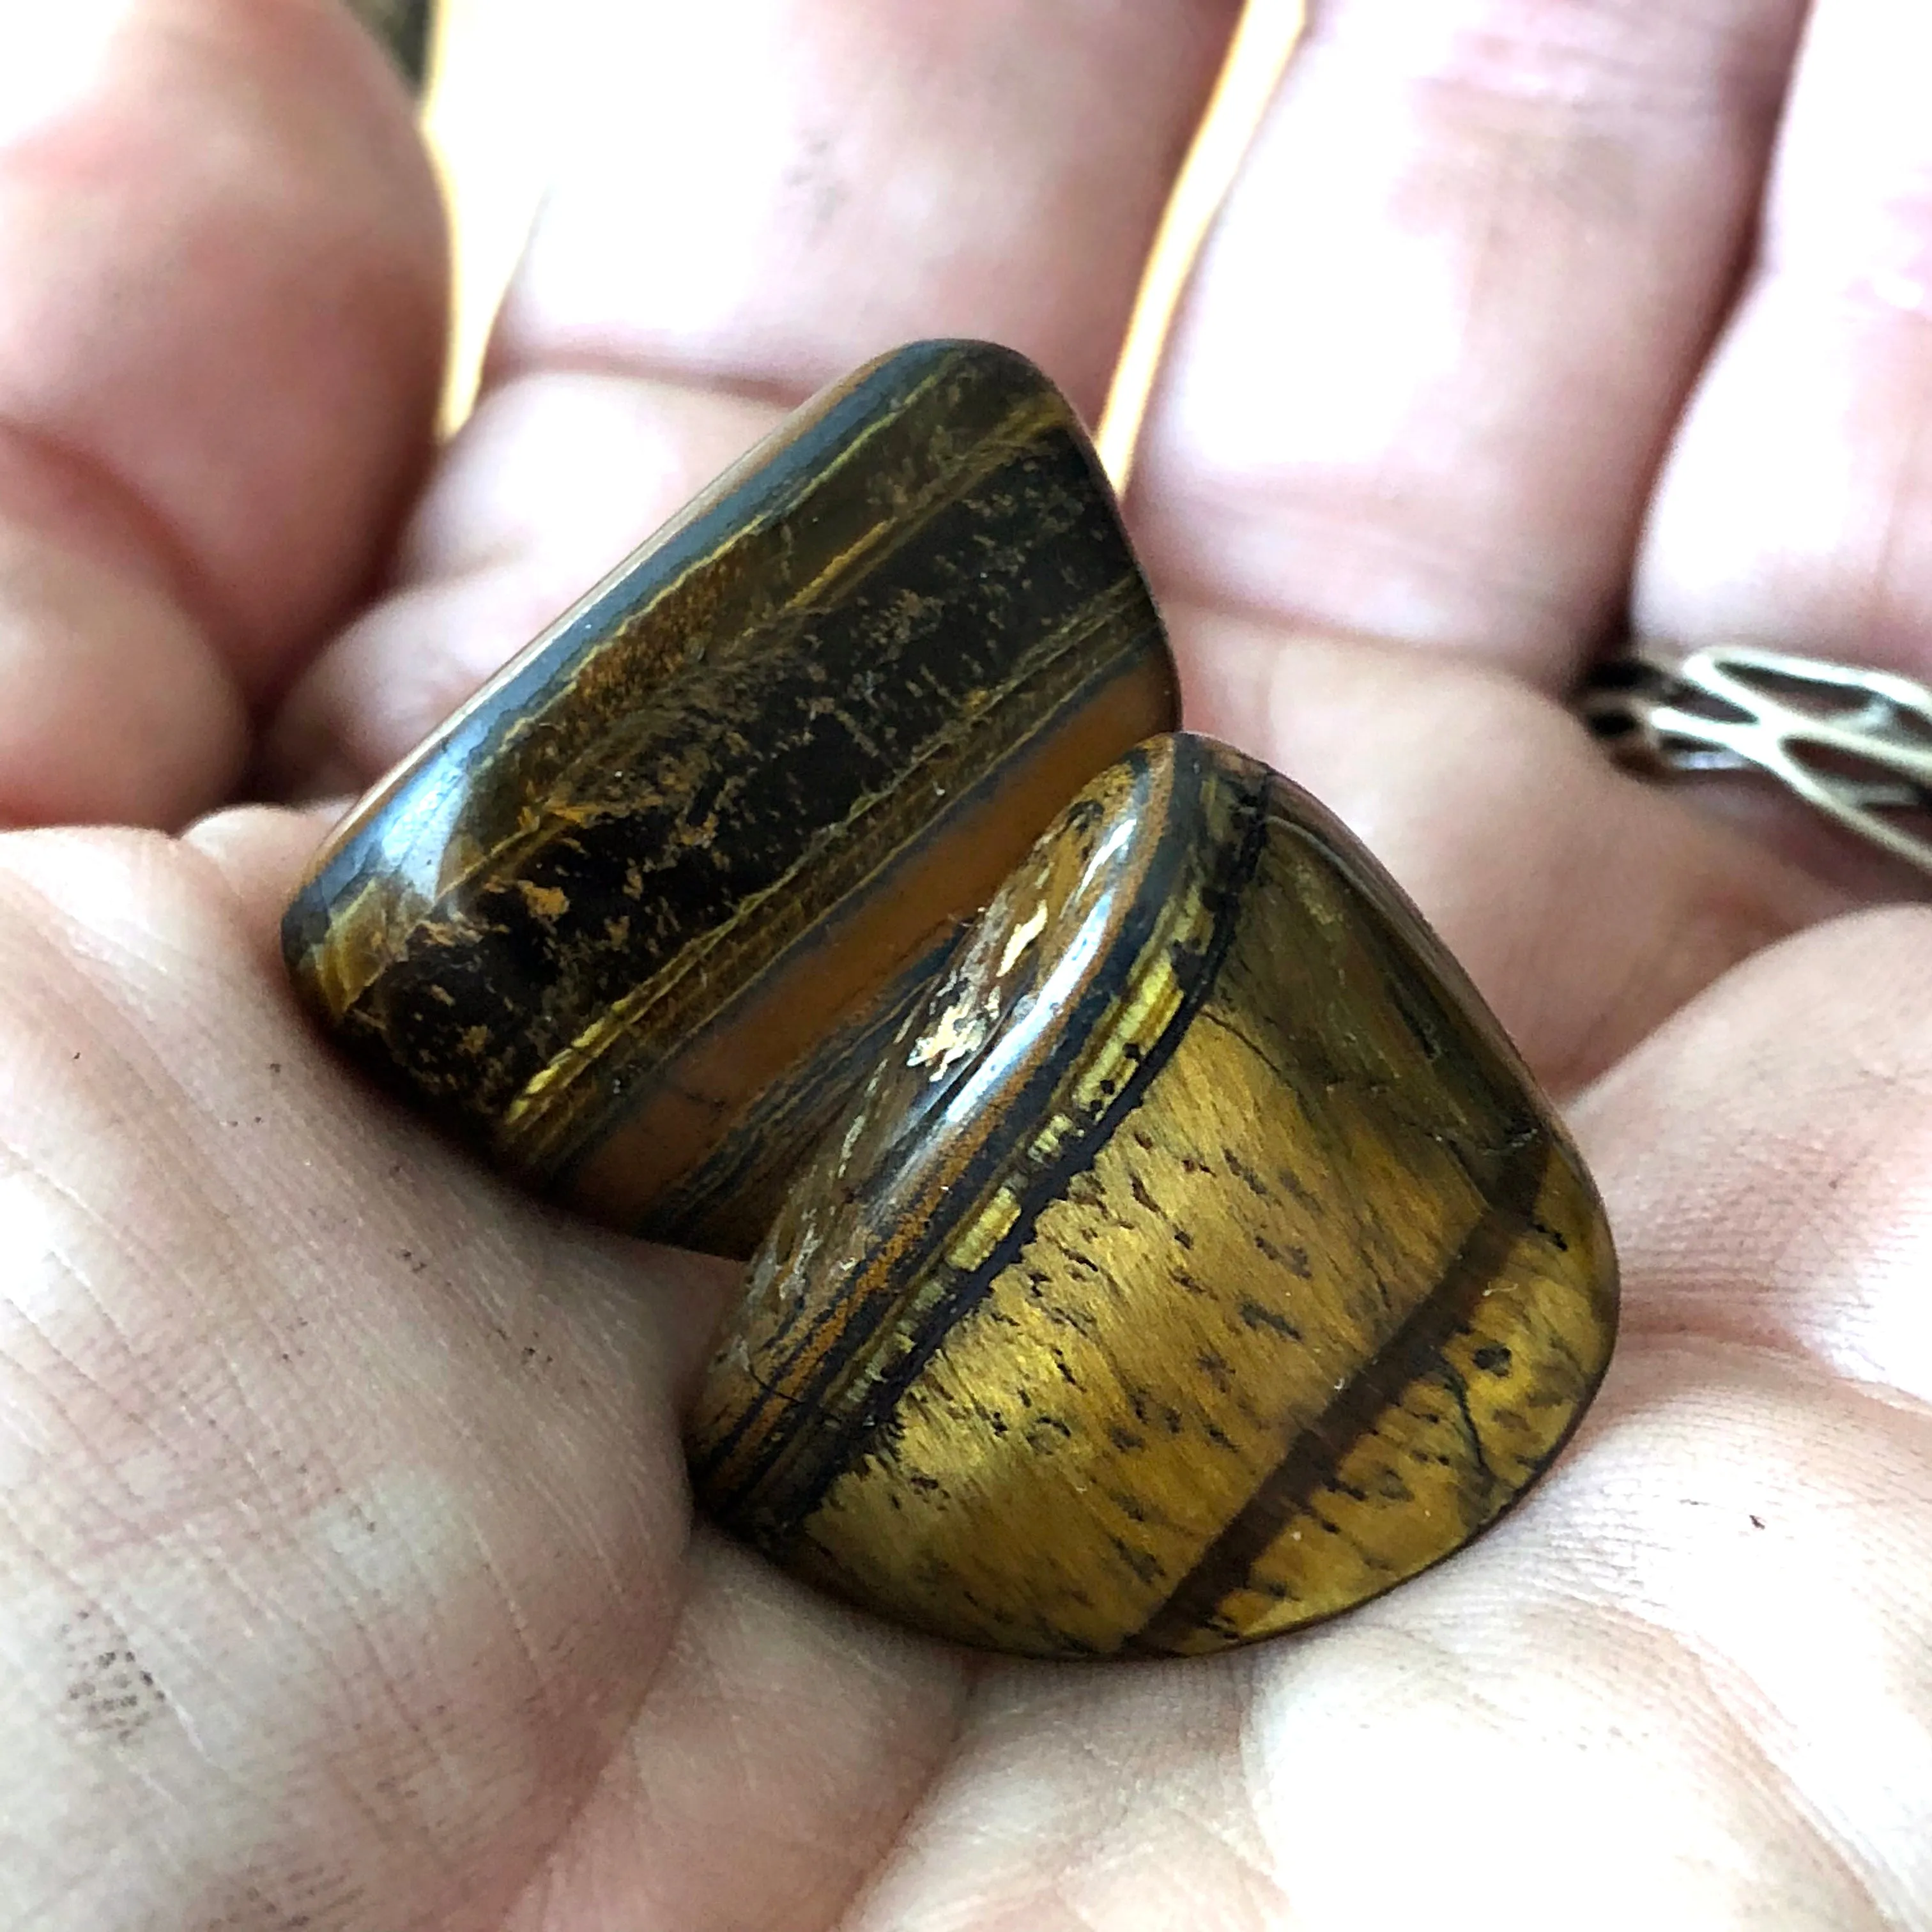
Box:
[282,340,1176,1257]
[689,732,1618,1658]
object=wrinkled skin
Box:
[1,3,1928,1927]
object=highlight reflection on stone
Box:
[282,341,1177,1257]
[689,733,1618,1658]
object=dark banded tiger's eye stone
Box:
[688,732,1618,1657]
[282,340,1176,1257]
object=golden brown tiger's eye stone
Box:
[688,733,1618,1657]
[282,341,1176,1257]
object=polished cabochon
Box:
[691,734,1616,1656]
[285,341,1618,1656]
[284,341,1178,1259]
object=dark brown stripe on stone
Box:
[712,746,1272,1539]
[1126,1125,1555,1654]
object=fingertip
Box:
[0,513,248,830]
[0,0,450,701]
[181,796,344,962]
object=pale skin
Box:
[1,0,1928,1926]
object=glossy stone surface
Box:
[689,733,1618,1658]
[283,341,1177,1257]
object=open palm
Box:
[2,2,1928,1926]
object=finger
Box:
[1576,904,1932,1410]
[0,0,445,825]
[1131,0,1809,687]
[0,510,247,827]
[1639,1,1932,677]
[180,795,348,977]
[487,0,1243,421]
[265,0,1241,795]
[1178,608,1844,1094]
[0,818,728,1928]
[1556,908,1932,1908]
[1629,0,1932,896]
[504,1533,969,1932]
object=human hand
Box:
[1,2,1927,1926]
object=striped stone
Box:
[688,733,1618,1657]
[282,341,1176,1257]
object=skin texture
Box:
[0,0,1928,1926]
